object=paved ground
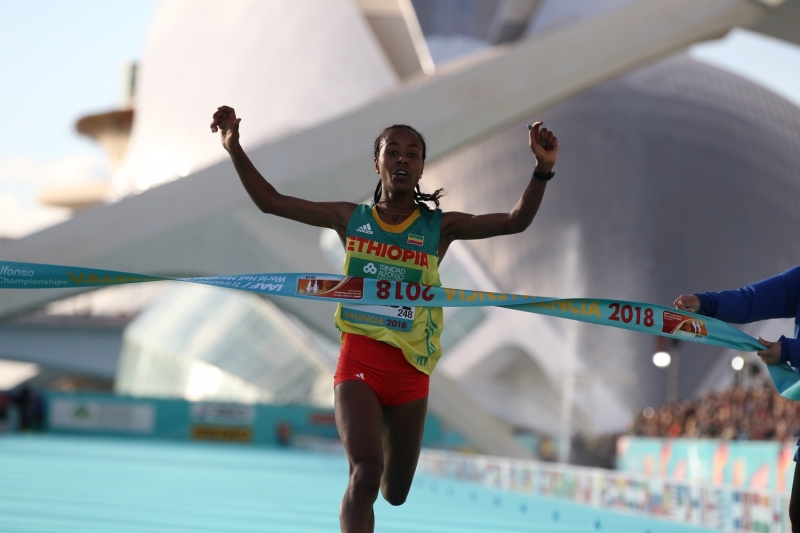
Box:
[0,435,714,532]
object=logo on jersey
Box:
[362,263,378,275]
[356,223,373,234]
[355,373,365,380]
[407,234,424,246]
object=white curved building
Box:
[428,51,800,415]
[111,0,399,197]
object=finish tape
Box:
[3,260,797,399]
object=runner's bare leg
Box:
[381,397,427,505]
[790,460,800,532]
[335,381,383,533]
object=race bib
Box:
[340,304,415,332]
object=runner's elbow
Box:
[506,214,533,234]
[255,194,280,214]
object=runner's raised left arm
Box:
[439,122,557,250]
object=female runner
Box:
[210,105,558,533]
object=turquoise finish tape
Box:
[2,260,795,399]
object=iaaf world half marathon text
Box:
[0,265,68,287]
[196,274,286,291]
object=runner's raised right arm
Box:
[211,106,356,237]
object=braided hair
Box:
[372,124,445,210]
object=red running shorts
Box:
[334,333,430,407]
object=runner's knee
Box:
[350,461,383,495]
[381,482,410,506]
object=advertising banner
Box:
[617,437,796,493]
[49,398,155,434]
[189,403,257,443]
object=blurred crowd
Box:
[629,384,800,441]
[0,386,44,432]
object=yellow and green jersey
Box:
[335,204,444,375]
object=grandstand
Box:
[630,383,798,441]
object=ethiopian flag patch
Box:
[407,234,424,246]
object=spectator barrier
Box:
[417,449,790,533]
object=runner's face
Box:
[375,129,424,196]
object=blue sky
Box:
[0,1,799,239]
[690,28,800,110]
[0,0,159,162]
[0,0,158,237]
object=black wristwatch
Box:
[533,168,555,181]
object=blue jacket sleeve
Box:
[780,336,800,368]
[694,266,800,323]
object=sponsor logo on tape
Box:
[662,310,708,339]
[295,275,364,300]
